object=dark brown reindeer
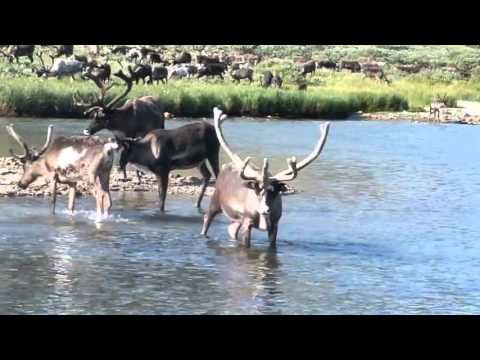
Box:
[0,45,35,63]
[117,120,221,212]
[74,69,165,182]
[54,45,74,58]
[74,70,165,138]
[6,124,119,217]
[201,108,330,248]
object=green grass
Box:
[2,45,480,119]
[1,69,480,119]
[0,76,411,119]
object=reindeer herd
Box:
[5,63,330,247]
[0,45,396,92]
[0,45,282,87]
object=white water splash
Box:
[59,209,132,225]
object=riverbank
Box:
[354,110,480,125]
[0,157,216,198]
[2,74,480,121]
[0,76,408,119]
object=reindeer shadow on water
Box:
[205,237,284,314]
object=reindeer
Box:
[84,62,111,84]
[0,45,35,63]
[117,120,220,212]
[73,69,165,182]
[128,64,153,84]
[6,124,119,217]
[34,51,85,80]
[430,95,448,122]
[201,108,330,248]
[53,45,74,58]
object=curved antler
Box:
[6,124,29,159]
[272,122,330,180]
[213,107,241,164]
[213,107,262,180]
[34,125,54,157]
[272,157,298,182]
[239,157,257,181]
[79,71,118,114]
[106,70,133,109]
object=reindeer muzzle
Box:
[83,129,91,136]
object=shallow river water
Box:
[0,117,479,314]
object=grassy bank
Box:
[1,73,480,119]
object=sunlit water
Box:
[0,117,479,314]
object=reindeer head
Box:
[213,107,330,220]
[6,124,54,189]
[73,70,133,136]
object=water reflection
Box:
[48,228,77,314]
[206,239,282,314]
[1,118,480,314]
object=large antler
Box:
[213,107,241,164]
[34,125,54,157]
[76,72,116,114]
[105,70,133,109]
[36,50,49,72]
[272,122,330,182]
[213,107,264,180]
[6,124,30,160]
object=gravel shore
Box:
[354,110,480,125]
[0,157,215,198]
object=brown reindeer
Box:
[201,108,330,248]
[6,124,119,217]
[430,95,448,122]
[74,69,165,183]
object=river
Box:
[0,117,479,314]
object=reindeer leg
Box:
[268,224,278,248]
[67,186,76,214]
[196,162,211,209]
[101,174,112,216]
[50,178,58,215]
[242,219,253,248]
[156,171,169,212]
[94,180,103,219]
[136,170,143,185]
[201,191,221,237]
[228,222,241,240]
[122,166,129,181]
[56,174,78,215]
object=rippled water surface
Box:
[0,117,479,314]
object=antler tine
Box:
[239,157,258,181]
[72,90,91,107]
[105,70,133,109]
[6,124,29,158]
[213,107,262,179]
[272,122,330,179]
[35,125,54,157]
[272,157,298,182]
[84,72,105,92]
[262,158,269,181]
